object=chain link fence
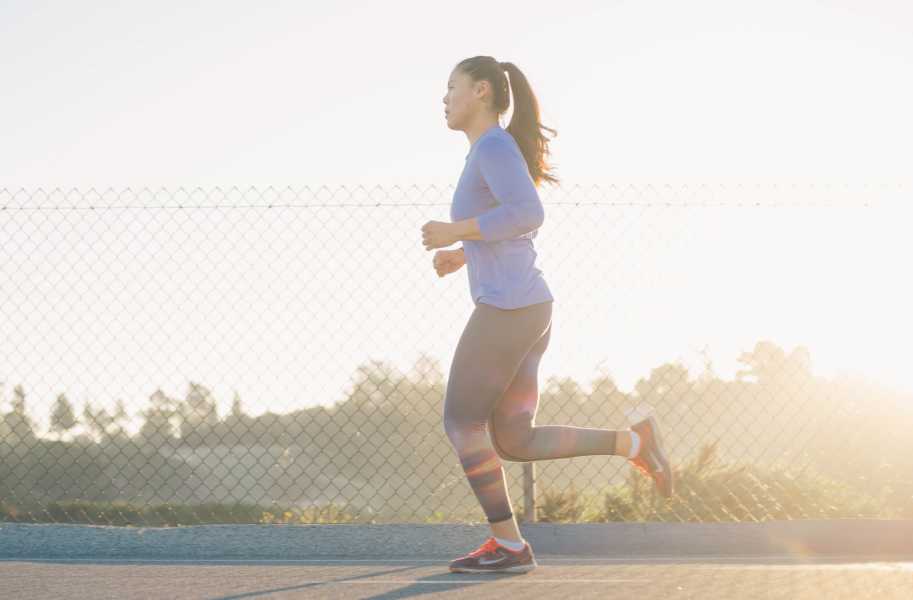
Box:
[1,185,911,526]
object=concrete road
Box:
[2,520,912,599]
[3,556,913,599]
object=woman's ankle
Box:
[614,430,641,457]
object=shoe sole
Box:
[450,562,537,574]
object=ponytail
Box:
[456,56,559,187]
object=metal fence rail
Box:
[1,185,910,525]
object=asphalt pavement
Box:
[2,520,912,599]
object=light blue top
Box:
[450,124,554,309]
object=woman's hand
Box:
[432,249,466,278]
[421,220,460,251]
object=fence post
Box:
[522,462,536,522]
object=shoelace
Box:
[468,537,501,558]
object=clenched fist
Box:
[421,220,460,251]
[432,248,466,278]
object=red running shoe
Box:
[629,415,674,498]
[448,536,537,574]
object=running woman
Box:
[422,56,673,575]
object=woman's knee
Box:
[443,384,503,440]
[443,413,486,450]
[490,415,534,461]
[491,432,533,462]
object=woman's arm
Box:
[453,219,483,241]
[463,136,544,242]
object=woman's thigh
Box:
[443,301,552,427]
[488,321,551,459]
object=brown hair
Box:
[455,56,559,187]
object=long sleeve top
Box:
[450,124,554,309]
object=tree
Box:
[4,384,36,445]
[633,362,691,412]
[49,393,78,441]
[736,340,812,387]
[230,391,244,420]
[179,382,219,444]
[108,398,130,440]
[82,401,114,440]
[139,388,180,448]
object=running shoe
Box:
[448,536,537,574]
[629,415,674,498]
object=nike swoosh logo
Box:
[478,556,509,565]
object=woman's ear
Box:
[473,79,490,101]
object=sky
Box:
[2,0,912,187]
[1,1,911,430]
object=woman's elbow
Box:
[527,203,545,231]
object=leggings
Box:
[443,300,618,524]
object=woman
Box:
[421,55,673,574]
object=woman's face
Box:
[443,68,487,131]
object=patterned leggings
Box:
[443,300,618,524]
